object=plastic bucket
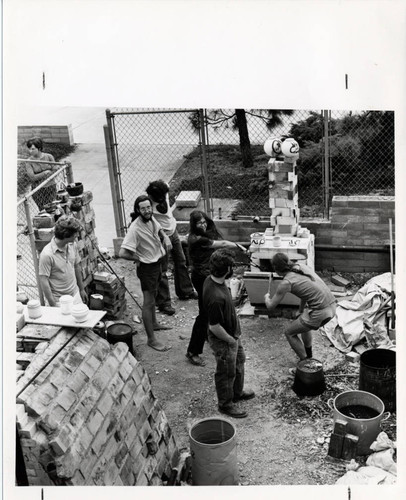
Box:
[106,322,135,355]
[189,417,238,485]
[292,358,326,396]
[328,390,390,455]
[359,348,396,412]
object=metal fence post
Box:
[65,161,74,184]
[199,109,213,216]
[323,110,330,219]
[23,199,45,305]
[105,111,126,236]
[104,124,125,237]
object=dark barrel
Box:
[292,358,326,396]
[359,349,396,412]
[106,322,135,355]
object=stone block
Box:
[175,191,201,208]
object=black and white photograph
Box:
[3,1,406,500]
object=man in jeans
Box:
[146,179,197,315]
[203,248,255,418]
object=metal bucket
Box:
[328,390,390,455]
[359,348,396,412]
[106,322,135,355]
[292,358,326,396]
[189,417,238,485]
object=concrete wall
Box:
[176,195,395,273]
[18,125,74,146]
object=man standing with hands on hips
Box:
[203,248,255,418]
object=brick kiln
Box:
[16,328,181,486]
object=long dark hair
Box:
[189,210,223,239]
[146,180,169,213]
[271,252,315,281]
[130,195,152,222]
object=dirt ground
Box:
[107,257,396,486]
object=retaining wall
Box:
[18,125,74,146]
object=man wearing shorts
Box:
[39,216,88,306]
[264,252,336,361]
[119,195,172,352]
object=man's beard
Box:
[140,213,152,223]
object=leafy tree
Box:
[189,109,294,168]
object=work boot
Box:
[159,305,176,316]
[233,389,255,402]
[218,405,248,419]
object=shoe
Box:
[219,405,248,419]
[179,291,198,300]
[233,389,255,402]
[159,306,176,316]
[186,352,206,366]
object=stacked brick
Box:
[268,156,300,235]
[16,329,179,486]
[18,125,74,146]
[90,274,127,320]
[33,190,99,297]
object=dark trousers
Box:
[187,272,208,355]
[208,333,246,409]
[156,230,194,308]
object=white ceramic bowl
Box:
[71,303,89,323]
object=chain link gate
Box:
[105,108,208,235]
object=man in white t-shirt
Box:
[39,216,88,306]
[146,180,197,315]
[119,195,172,352]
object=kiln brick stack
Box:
[16,328,179,486]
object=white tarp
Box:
[321,273,394,353]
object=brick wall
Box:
[16,328,179,486]
[18,125,74,146]
[176,196,395,273]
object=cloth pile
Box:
[321,273,394,353]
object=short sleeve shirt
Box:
[203,276,241,339]
[26,152,56,188]
[150,193,177,237]
[39,238,80,298]
[121,216,165,264]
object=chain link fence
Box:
[17,161,73,302]
[105,109,395,232]
[328,110,395,197]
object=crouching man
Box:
[203,249,255,418]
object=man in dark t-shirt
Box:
[203,249,255,418]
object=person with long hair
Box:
[119,195,173,352]
[24,137,58,210]
[264,252,336,361]
[186,210,244,366]
[146,180,196,316]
